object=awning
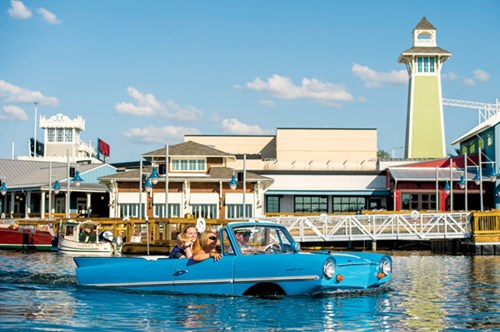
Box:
[265,190,389,196]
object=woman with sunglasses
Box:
[193,230,222,262]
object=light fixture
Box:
[71,170,84,187]
[489,169,497,182]
[144,177,153,193]
[443,181,450,194]
[53,180,61,195]
[0,181,7,196]
[149,166,160,185]
[228,174,238,190]
[458,175,466,190]
[473,173,481,186]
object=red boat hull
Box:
[0,228,55,251]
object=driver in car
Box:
[234,229,253,254]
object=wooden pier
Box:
[1,211,499,255]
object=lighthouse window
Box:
[417,57,435,73]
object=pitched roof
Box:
[0,159,110,192]
[400,46,451,56]
[143,141,234,158]
[414,17,435,30]
[99,166,272,183]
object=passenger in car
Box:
[193,231,222,262]
[183,225,200,258]
[169,233,192,258]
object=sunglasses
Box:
[209,236,217,241]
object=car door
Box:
[172,256,236,295]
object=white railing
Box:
[263,212,472,242]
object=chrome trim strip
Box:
[83,275,319,287]
[234,275,319,283]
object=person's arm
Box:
[183,242,194,258]
[193,250,222,262]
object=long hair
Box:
[184,225,201,252]
[198,230,216,250]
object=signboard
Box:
[97,138,110,162]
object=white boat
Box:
[58,220,123,255]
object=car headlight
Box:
[323,260,335,279]
[379,258,392,275]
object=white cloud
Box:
[463,78,475,86]
[36,7,61,25]
[443,72,458,80]
[0,79,59,106]
[473,69,490,82]
[257,99,275,107]
[7,0,32,19]
[352,63,407,88]
[0,105,28,121]
[244,74,353,102]
[123,125,201,144]
[115,87,203,121]
[220,118,269,135]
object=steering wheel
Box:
[263,241,282,253]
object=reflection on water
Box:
[0,251,498,331]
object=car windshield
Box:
[228,224,296,255]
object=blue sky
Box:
[1,1,499,162]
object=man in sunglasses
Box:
[234,229,253,254]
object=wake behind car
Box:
[74,221,392,296]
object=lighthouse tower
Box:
[398,17,451,158]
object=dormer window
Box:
[171,158,206,172]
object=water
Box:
[0,251,498,331]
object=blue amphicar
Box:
[74,221,392,296]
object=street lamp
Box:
[228,174,238,190]
[72,170,84,187]
[458,176,466,190]
[0,179,7,196]
[443,181,451,195]
[228,154,247,219]
[144,176,153,193]
[53,180,61,194]
[149,166,160,185]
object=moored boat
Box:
[0,222,56,251]
[58,220,123,255]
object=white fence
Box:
[264,212,472,242]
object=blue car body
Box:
[74,222,392,296]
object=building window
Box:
[47,129,55,142]
[64,129,73,142]
[192,204,217,218]
[332,197,365,213]
[416,56,436,73]
[119,203,140,218]
[226,204,252,219]
[56,129,64,142]
[469,141,476,154]
[171,159,207,172]
[294,196,328,213]
[401,193,436,210]
[266,196,280,213]
[154,203,180,218]
[487,133,493,146]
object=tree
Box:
[377,149,391,159]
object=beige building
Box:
[186,128,388,214]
